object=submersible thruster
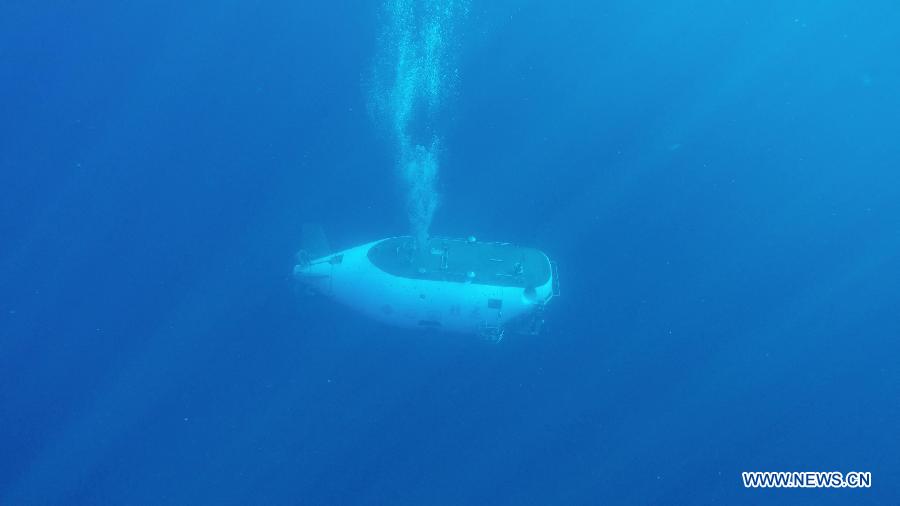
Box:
[293,233,559,341]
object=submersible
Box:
[293,233,559,341]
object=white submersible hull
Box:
[293,235,559,340]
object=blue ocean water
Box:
[1,1,898,504]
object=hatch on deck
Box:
[367,236,552,288]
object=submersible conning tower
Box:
[294,235,560,341]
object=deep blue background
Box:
[2,1,898,504]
